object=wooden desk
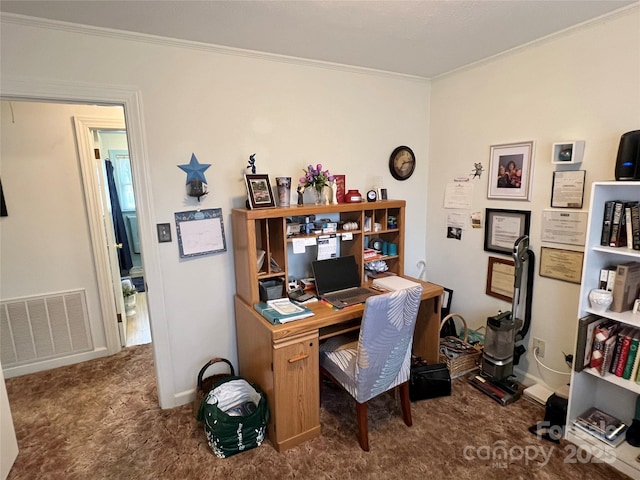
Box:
[234,278,443,452]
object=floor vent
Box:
[0,290,93,368]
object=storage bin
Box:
[258,278,284,301]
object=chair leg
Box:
[356,401,369,451]
[399,382,412,427]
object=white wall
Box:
[0,17,430,406]
[427,7,640,388]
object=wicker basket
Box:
[193,358,235,420]
[439,313,482,379]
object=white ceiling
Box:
[1,0,636,78]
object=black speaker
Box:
[615,130,640,180]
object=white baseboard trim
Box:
[2,347,109,379]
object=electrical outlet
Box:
[533,338,545,358]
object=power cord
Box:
[533,346,571,376]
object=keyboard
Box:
[326,287,372,301]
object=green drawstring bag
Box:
[197,376,269,458]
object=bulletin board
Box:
[174,208,227,258]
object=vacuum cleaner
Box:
[469,235,534,405]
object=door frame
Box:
[74,115,129,352]
[0,77,174,408]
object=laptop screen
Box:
[312,255,361,295]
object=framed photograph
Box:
[539,247,583,284]
[487,141,535,200]
[551,170,586,208]
[484,208,531,255]
[244,174,275,209]
[156,223,172,243]
[486,256,515,302]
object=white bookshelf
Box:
[566,181,640,478]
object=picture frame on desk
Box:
[244,174,275,209]
[484,208,531,255]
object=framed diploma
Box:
[551,170,586,208]
[484,208,531,255]
[486,256,515,302]
[539,247,584,284]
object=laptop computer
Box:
[312,255,376,308]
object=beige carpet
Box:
[5,344,632,479]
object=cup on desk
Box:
[388,242,397,256]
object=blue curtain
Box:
[105,159,133,273]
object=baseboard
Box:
[2,347,108,379]
[174,388,195,408]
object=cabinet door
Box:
[272,332,319,447]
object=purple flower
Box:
[299,163,333,189]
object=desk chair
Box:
[319,285,423,451]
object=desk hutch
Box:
[231,200,443,451]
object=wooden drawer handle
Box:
[288,353,309,363]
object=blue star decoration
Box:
[178,153,211,184]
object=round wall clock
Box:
[389,146,415,181]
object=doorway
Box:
[1,78,172,410]
[93,129,150,347]
[0,100,150,378]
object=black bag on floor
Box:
[409,357,451,401]
[197,376,269,458]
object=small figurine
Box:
[297,185,305,206]
[330,180,338,204]
[247,154,257,174]
[471,162,484,179]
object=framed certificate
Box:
[486,256,515,302]
[539,247,584,284]
[541,209,588,246]
[484,208,531,255]
[551,170,586,208]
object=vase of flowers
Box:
[299,164,334,205]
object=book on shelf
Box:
[630,346,640,382]
[575,314,606,372]
[610,261,640,313]
[609,201,627,247]
[599,334,619,376]
[598,265,617,291]
[613,328,634,377]
[608,326,630,375]
[600,200,617,246]
[622,329,640,379]
[253,301,314,324]
[589,320,618,372]
[626,201,640,251]
[573,406,628,448]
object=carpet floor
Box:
[4,344,632,479]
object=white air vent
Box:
[0,290,93,368]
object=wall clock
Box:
[389,146,415,181]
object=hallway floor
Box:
[125,292,151,347]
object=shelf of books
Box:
[567,182,640,478]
